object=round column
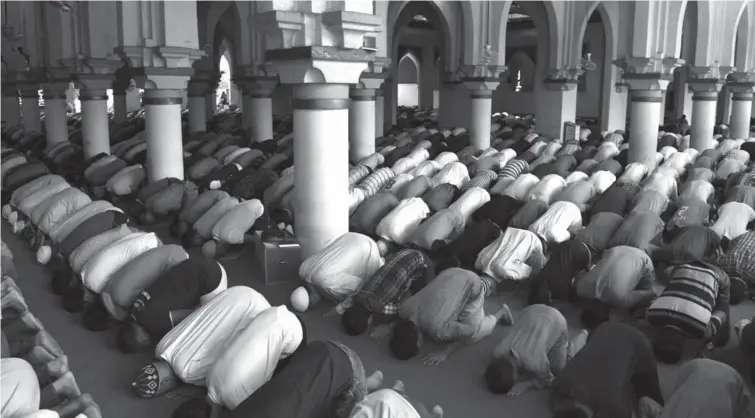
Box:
[206,92,216,120]
[628,89,662,170]
[188,95,207,133]
[730,91,753,140]
[80,90,111,158]
[43,90,69,147]
[690,91,718,150]
[349,88,376,163]
[470,90,493,150]
[143,89,184,182]
[21,91,41,133]
[375,90,385,138]
[246,93,274,142]
[2,91,21,126]
[293,83,350,258]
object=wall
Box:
[397,54,419,107]
[492,22,605,119]
[398,84,419,107]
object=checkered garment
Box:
[338,249,434,315]
[69,224,133,274]
[717,231,755,285]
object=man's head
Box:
[484,357,517,394]
[61,282,86,313]
[115,319,152,353]
[580,299,610,330]
[653,327,685,364]
[730,276,749,305]
[342,303,373,336]
[389,319,422,360]
[132,360,178,399]
[83,298,112,332]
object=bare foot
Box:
[36,355,69,386]
[496,303,513,325]
[41,371,82,408]
[432,405,444,418]
[52,393,102,418]
[392,380,405,392]
[366,370,384,391]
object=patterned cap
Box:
[132,361,177,398]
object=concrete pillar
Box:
[292,83,351,257]
[673,66,693,120]
[659,90,668,124]
[606,84,628,132]
[80,89,111,158]
[188,95,207,133]
[730,90,754,139]
[2,88,21,126]
[690,90,718,150]
[42,86,69,147]
[20,88,41,133]
[245,93,274,142]
[535,80,578,140]
[143,89,184,182]
[349,87,376,162]
[464,79,499,150]
[717,87,733,125]
[628,89,663,169]
[375,89,385,137]
[384,77,397,130]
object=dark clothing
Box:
[529,239,593,304]
[589,185,633,218]
[552,322,663,418]
[231,341,355,418]
[594,159,623,177]
[653,226,721,264]
[231,169,279,201]
[136,178,180,203]
[3,163,49,192]
[130,257,223,339]
[434,219,502,269]
[87,159,128,186]
[471,195,522,229]
[509,199,549,230]
[552,155,577,177]
[422,184,458,213]
[575,212,625,253]
[384,145,413,168]
[58,210,128,259]
[725,185,755,209]
[658,134,677,149]
[572,146,598,164]
[609,210,665,252]
[198,164,241,189]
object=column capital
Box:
[236,76,279,97]
[461,77,500,96]
[320,10,382,49]
[688,65,733,82]
[113,46,205,71]
[129,68,194,90]
[367,57,392,75]
[265,46,373,85]
[458,64,507,79]
[614,56,683,81]
[725,72,755,93]
[74,74,115,91]
[250,11,306,50]
[358,72,387,90]
[349,87,375,101]
[624,77,670,92]
[687,79,723,94]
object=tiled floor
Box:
[5,225,755,418]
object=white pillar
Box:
[606,85,628,132]
[2,91,21,126]
[20,90,41,133]
[80,90,111,158]
[349,88,376,162]
[468,89,494,150]
[188,95,207,133]
[293,83,350,258]
[42,89,69,147]
[375,91,385,137]
[730,91,753,139]
[535,81,578,140]
[246,93,274,142]
[143,89,184,182]
[628,89,663,170]
[690,90,718,150]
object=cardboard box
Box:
[254,234,302,285]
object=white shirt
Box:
[349,389,422,418]
[663,152,693,176]
[299,232,384,300]
[503,174,540,201]
[529,201,583,243]
[528,174,567,204]
[679,180,714,204]
[207,306,303,410]
[157,286,270,385]
[431,162,470,188]
[643,173,678,200]
[565,171,589,184]
[433,152,459,167]
[409,160,442,178]
[712,202,755,240]
[376,198,431,245]
[588,170,616,194]
[660,146,678,161]
[81,232,160,294]
[448,187,491,221]
[620,163,649,184]
[475,228,545,282]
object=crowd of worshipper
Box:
[1,103,755,418]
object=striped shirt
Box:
[716,231,755,285]
[348,165,372,186]
[462,170,498,191]
[336,249,434,315]
[647,262,729,340]
[358,168,395,197]
[498,159,529,180]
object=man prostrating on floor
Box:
[385,268,512,365]
[115,256,227,353]
[550,321,664,418]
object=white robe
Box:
[475,228,545,282]
[375,198,431,245]
[81,232,160,294]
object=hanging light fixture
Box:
[581,52,597,72]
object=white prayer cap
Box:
[1,205,11,219]
[209,180,221,190]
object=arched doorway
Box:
[669,1,697,125]
[575,10,606,129]
[397,51,420,107]
[217,49,232,110]
[496,3,541,116]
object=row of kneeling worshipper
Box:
[290,122,755,416]
[3,108,755,417]
[0,114,452,417]
[1,243,103,418]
